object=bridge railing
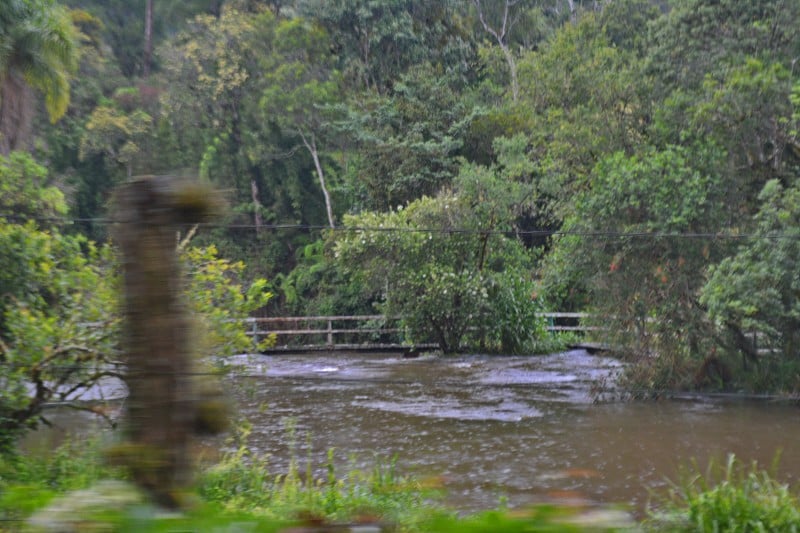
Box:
[245,315,400,348]
[243,313,594,352]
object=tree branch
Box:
[55,402,119,429]
[299,130,335,228]
[177,224,199,251]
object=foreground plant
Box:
[646,454,800,532]
[2,429,638,532]
[197,421,442,529]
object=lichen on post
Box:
[111,175,222,509]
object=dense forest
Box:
[3,0,800,434]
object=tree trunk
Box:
[301,132,335,228]
[251,178,263,232]
[499,44,519,103]
[473,0,520,102]
[143,0,154,78]
[725,321,759,370]
[0,73,34,155]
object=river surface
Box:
[215,350,800,516]
[23,350,800,517]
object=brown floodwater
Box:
[219,350,800,516]
[24,349,800,517]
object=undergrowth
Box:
[646,454,800,532]
[6,427,794,531]
[196,420,442,529]
[0,433,121,522]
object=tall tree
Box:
[515,11,652,219]
[300,0,475,94]
[160,6,330,277]
[703,180,800,376]
[473,0,522,102]
[542,142,732,391]
[259,18,342,228]
[338,63,479,210]
[647,0,800,219]
[332,137,542,353]
[0,0,78,154]
[143,0,153,77]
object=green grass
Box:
[0,423,445,531]
[0,424,634,532]
[196,427,444,529]
[0,433,122,522]
[5,432,798,532]
[646,454,800,532]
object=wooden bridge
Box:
[243,313,594,353]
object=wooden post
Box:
[113,176,221,509]
[327,319,333,348]
[251,318,259,351]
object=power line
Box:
[1,213,798,241]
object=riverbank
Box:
[3,435,799,532]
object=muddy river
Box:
[214,350,800,515]
[23,349,800,517]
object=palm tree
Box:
[0,0,78,155]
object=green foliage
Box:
[1,434,118,492]
[1,430,631,531]
[0,151,67,220]
[339,63,481,210]
[0,153,273,448]
[0,433,120,522]
[258,18,341,129]
[543,142,730,390]
[79,94,153,176]
[300,0,476,94]
[394,264,489,353]
[274,239,375,317]
[1,428,439,530]
[0,0,79,123]
[646,0,800,96]
[63,0,222,78]
[183,244,275,355]
[702,180,800,391]
[423,507,584,532]
[258,16,343,227]
[33,7,128,239]
[159,6,332,274]
[647,454,800,532]
[486,270,549,355]
[646,1,800,224]
[332,143,546,353]
[0,217,119,449]
[516,12,651,215]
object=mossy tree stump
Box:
[113,176,221,508]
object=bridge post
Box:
[250,318,259,351]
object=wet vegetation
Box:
[3,0,800,397]
[646,455,800,532]
[3,432,800,531]
[3,0,800,529]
